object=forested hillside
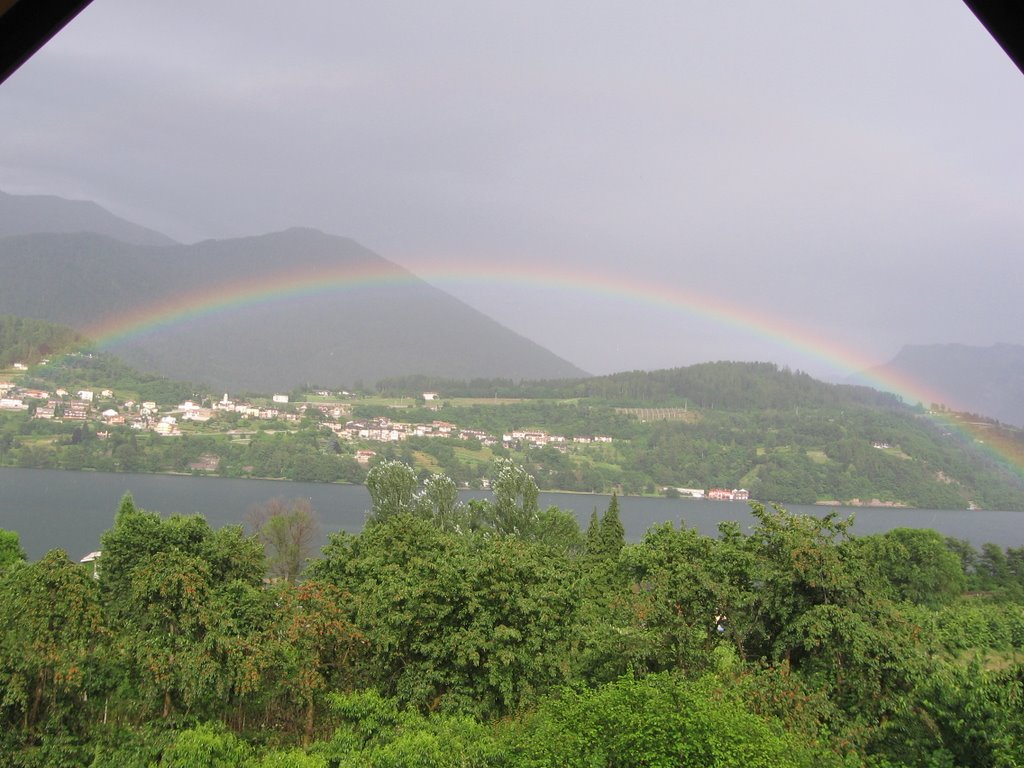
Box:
[368,363,1024,509]
[5,354,1024,509]
[2,463,1023,766]
[0,315,85,368]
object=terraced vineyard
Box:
[614,406,698,422]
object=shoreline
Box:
[815,499,911,509]
[0,464,1002,512]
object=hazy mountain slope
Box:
[0,190,176,246]
[859,344,1024,428]
[0,228,587,391]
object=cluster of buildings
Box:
[0,381,307,438]
[330,417,497,445]
[5,370,617,466]
[502,430,613,448]
[211,394,302,423]
[325,416,613,451]
[0,382,109,420]
[671,487,750,501]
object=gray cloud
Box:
[1,1,1022,378]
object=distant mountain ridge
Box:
[857,343,1024,428]
[0,192,587,391]
[0,190,176,247]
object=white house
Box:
[80,551,101,579]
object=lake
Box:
[1,467,1023,560]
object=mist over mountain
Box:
[0,190,176,247]
[0,193,587,391]
[857,343,1024,428]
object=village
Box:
[0,372,753,500]
[0,381,615,449]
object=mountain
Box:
[0,227,588,392]
[0,190,176,247]
[859,344,1024,428]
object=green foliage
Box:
[414,473,462,530]
[489,458,540,536]
[160,722,249,767]
[900,660,1024,768]
[2,486,1024,766]
[0,315,86,367]
[4,353,1024,506]
[100,493,264,623]
[313,513,577,716]
[87,724,172,768]
[314,689,500,767]
[595,492,624,558]
[0,527,26,571]
[366,460,418,521]
[0,549,103,741]
[248,497,321,581]
[931,598,1024,653]
[254,749,327,768]
[531,506,585,555]
[853,528,966,607]
[509,673,828,767]
[377,362,903,410]
[29,349,197,404]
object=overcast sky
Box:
[2,1,1022,379]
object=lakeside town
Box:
[3,344,1021,510]
[0,370,752,499]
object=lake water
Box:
[1,467,1023,560]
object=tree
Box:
[489,458,540,536]
[121,550,222,719]
[414,473,462,531]
[532,506,585,554]
[741,505,930,737]
[311,514,576,716]
[99,493,263,623]
[596,492,625,558]
[854,528,966,607]
[248,497,321,581]
[510,672,828,768]
[265,581,364,743]
[0,528,25,571]
[366,460,417,521]
[160,722,250,768]
[0,549,103,741]
[603,522,724,677]
[584,508,600,552]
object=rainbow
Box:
[81,259,1022,479]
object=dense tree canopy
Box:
[1,462,1024,766]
